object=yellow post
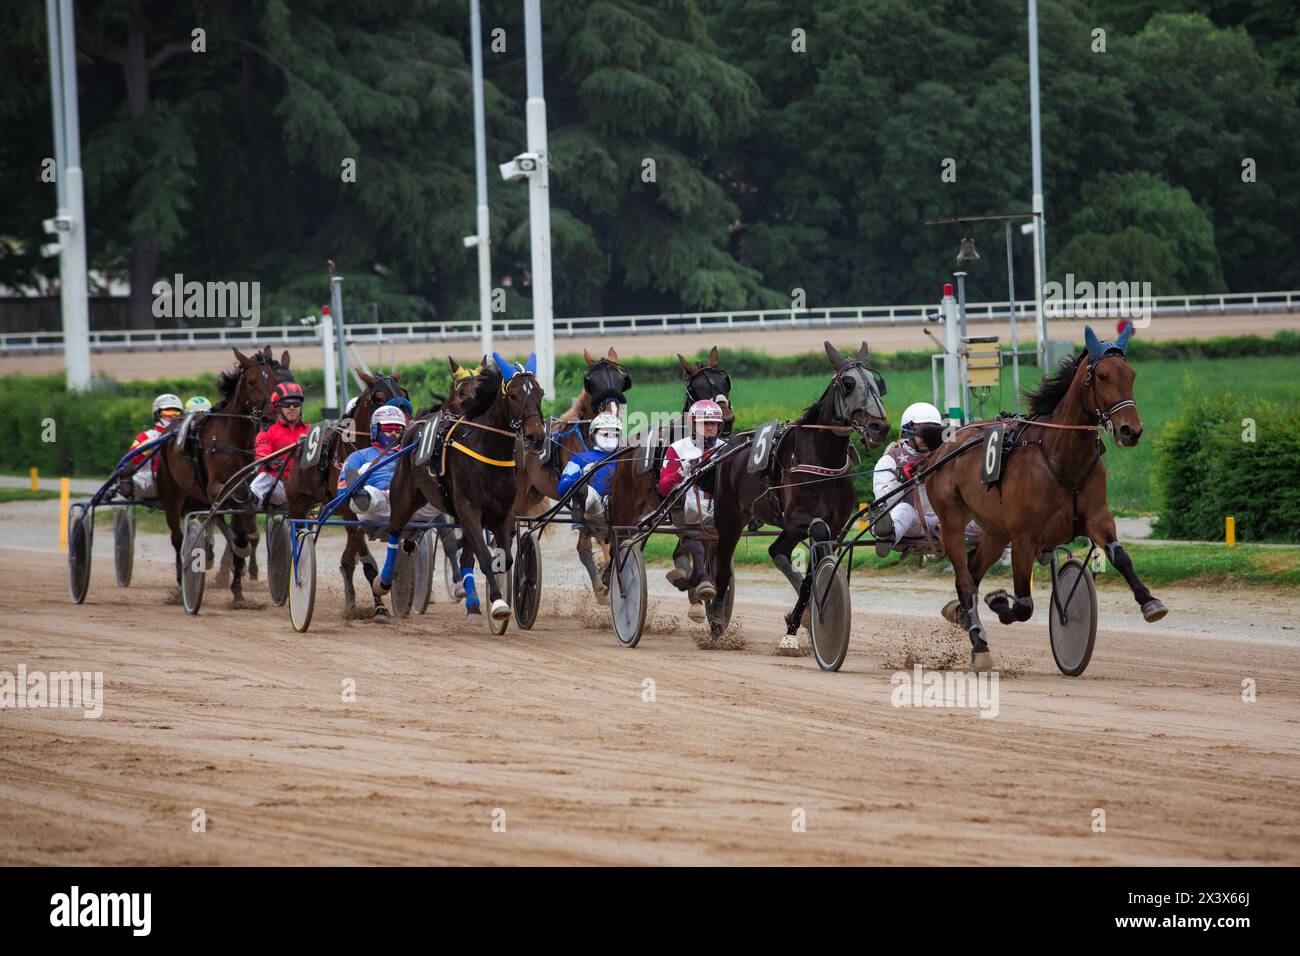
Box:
[1226,515,1236,548]
[856,502,869,532]
[30,467,39,492]
[59,477,70,550]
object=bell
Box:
[956,229,980,264]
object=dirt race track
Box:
[2,505,1298,868]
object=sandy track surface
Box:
[1,507,1297,865]
[3,313,1296,382]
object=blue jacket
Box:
[339,445,399,492]
[557,448,616,497]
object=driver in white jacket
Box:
[872,402,947,556]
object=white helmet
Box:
[591,411,622,452]
[153,393,184,421]
[371,404,407,430]
[900,402,943,429]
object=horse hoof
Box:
[941,599,962,624]
[453,583,466,600]
[593,583,608,599]
[1141,599,1168,623]
[984,588,1010,609]
[971,650,993,672]
[775,634,804,656]
[687,601,705,623]
[666,567,687,585]
[490,599,510,621]
[695,582,716,603]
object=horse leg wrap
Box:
[462,567,480,613]
[784,575,813,635]
[378,533,400,590]
[966,597,988,650]
[578,548,600,586]
[1013,595,1034,622]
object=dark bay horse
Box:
[379,355,546,621]
[513,347,631,597]
[711,341,891,635]
[925,325,1166,670]
[155,347,290,604]
[605,346,737,612]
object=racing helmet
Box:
[184,396,211,413]
[370,403,407,447]
[152,393,184,423]
[591,411,623,452]
[270,381,304,409]
[688,399,724,426]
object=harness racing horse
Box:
[711,341,891,636]
[155,347,290,605]
[605,347,737,610]
[924,324,1167,670]
[378,354,547,622]
[280,369,413,619]
[513,347,632,597]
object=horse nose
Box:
[1120,423,1142,445]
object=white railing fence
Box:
[3,289,1296,354]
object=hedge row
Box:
[1153,392,1300,543]
[3,331,1296,480]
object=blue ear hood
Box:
[1084,324,1130,365]
[492,351,517,382]
[525,352,537,375]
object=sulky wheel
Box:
[266,514,291,608]
[1048,558,1098,676]
[513,531,543,631]
[390,543,416,619]
[413,531,434,615]
[113,506,135,588]
[288,531,317,633]
[808,554,852,672]
[609,541,647,648]
[67,506,93,605]
[180,516,209,615]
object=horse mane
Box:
[796,381,833,425]
[213,353,290,411]
[1024,351,1085,416]
[558,391,592,424]
[461,367,501,419]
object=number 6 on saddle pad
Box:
[979,422,1005,485]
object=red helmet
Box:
[271,382,304,407]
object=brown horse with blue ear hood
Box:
[924,323,1166,671]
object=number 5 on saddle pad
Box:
[979,422,1005,484]
[748,420,780,473]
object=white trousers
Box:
[132,469,157,499]
[889,501,940,542]
[683,489,714,525]
[353,488,440,525]
[582,485,605,519]
[250,471,287,507]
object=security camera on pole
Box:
[497,0,555,396]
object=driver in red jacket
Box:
[250,382,309,509]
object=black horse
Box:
[711,341,890,637]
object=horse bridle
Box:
[584,359,632,408]
[684,366,731,404]
[1085,353,1136,436]
[501,369,546,435]
[830,360,886,427]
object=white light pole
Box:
[522,0,555,395]
[45,0,91,390]
[469,0,493,359]
[1028,0,1047,367]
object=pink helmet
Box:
[688,399,724,425]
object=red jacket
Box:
[129,427,164,472]
[255,419,311,477]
